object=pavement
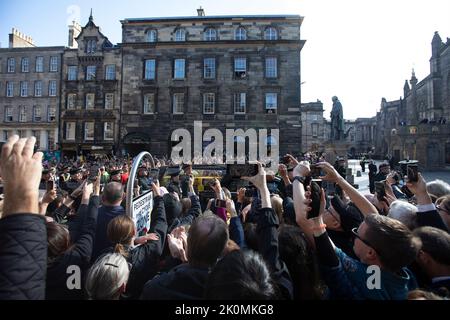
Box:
[346,159,450,195]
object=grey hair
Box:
[426,179,450,199]
[85,253,130,300]
[388,200,418,230]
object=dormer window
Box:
[235,27,247,40]
[204,28,217,41]
[264,27,278,40]
[86,39,97,53]
[147,30,157,42]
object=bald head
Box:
[103,182,124,205]
[187,213,229,267]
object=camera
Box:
[228,164,259,178]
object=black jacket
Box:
[121,195,167,300]
[46,196,99,300]
[0,214,47,300]
[254,206,294,299]
[140,263,209,300]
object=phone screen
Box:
[46,180,54,192]
[89,166,99,181]
[228,164,258,178]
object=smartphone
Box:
[311,178,323,189]
[228,164,259,178]
[310,165,322,178]
[46,180,54,192]
[308,180,322,219]
[407,165,418,183]
[89,165,99,182]
[375,181,386,201]
[149,168,160,181]
[215,198,227,208]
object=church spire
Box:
[89,9,93,23]
[410,68,418,88]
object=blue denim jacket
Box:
[321,247,417,300]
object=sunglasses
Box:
[351,227,380,255]
[436,205,450,215]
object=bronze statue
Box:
[330,96,344,141]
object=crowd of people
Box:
[0,135,449,300]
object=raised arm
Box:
[0,135,47,300]
[317,162,378,216]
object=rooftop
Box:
[122,14,303,24]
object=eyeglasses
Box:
[436,205,450,215]
[351,227,380,255]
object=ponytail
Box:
[114,243,129,258]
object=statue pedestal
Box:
[323,140,351,163]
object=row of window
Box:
[64,91,277,114]
[66,93,115,110]
[6,56,59,73]
[4,81,57,97]
[143,57,278,81]
[3,106,56,123]
[64,121,114,141]
[1,130,54,147]
[67,65,116,81]
[143,92,278,115]
[145,26,279,43]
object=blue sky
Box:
[1,0,450,120]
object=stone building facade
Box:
[375,32,450,168]
[0,29,63,151]
[300,100,325,152]
[119,14,305,157]
[59,14,122,158]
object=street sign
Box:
[131,190,153,236]
[126,151,156,237]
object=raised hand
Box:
[1,135,43,216]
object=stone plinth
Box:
[323,140,351,163]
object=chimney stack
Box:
[197,6,205,16]
[9,28,36,48]
[68,21,82,48]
